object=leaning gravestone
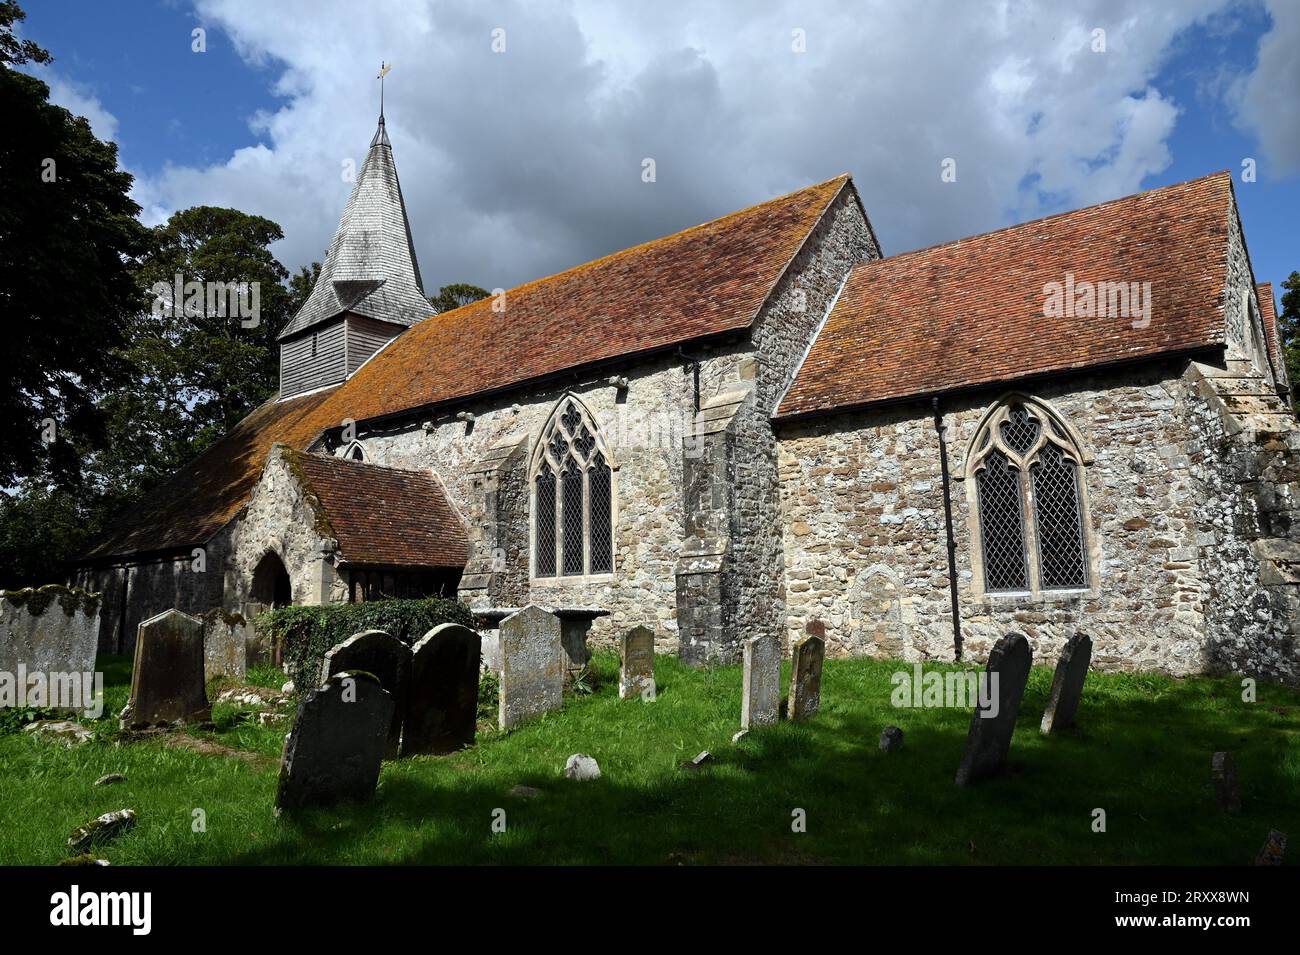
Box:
[201,609,249,682]
[788,631,825,721]
[120,609,211,729]
[741,635,780,729]
[619,626,656,700]
[321,630,411,759]
[275,672,393,816]
[955,632,1032,786]
[402,623,481,756]
[1040,633,1092,735]
[499,606,564,730]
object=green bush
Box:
[257,597,475,691]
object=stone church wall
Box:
[776,359,1265,677]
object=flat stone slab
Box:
[619,626,656,700]
[321,629,411,759]
[120,609,210,729]
[955,632,1032,786]
[499,606,564,730]
[275,672,393,816]
[1040,633,1092,734]
[741,635,780,729]
[402,623,481,756]
[788,633,825,721]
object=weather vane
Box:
[377,61,392,117]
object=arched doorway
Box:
[249,552,292,666]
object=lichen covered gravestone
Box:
[788,631,825,721]
[119,609,211,729]
[1040,632,1092,735]
[0,585,100,689]
[321,629,411,759]
[275,671,393,816]
[202,609,249,682]
[619,626,655,700]
[402,623,481,756]
[499,605,564,730]
[741,635,780,729]
[955,632,1032,786]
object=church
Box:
[74,110,1300,686]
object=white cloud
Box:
[38,72,121,144]
[117,0,1282,292]
[1232,0,1300,176]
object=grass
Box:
[0,652,1296,865]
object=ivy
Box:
[258,597,474,692]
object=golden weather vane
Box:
[377,61,392,116]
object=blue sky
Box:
[20,0,1300,305]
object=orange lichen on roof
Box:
[288,450,467,569]
[778,171,1236,419]
[82,176,849,559]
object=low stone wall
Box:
[0,584,102,680]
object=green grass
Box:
[1,652,1296,865]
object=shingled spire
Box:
[278,104,430,398]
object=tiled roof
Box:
[778,171,1236,419]
[81,176,848,559]
[287,450,467,569]
[299,174,852,424]
[279,116,429,340]
[83,388,340,559]
[1258,282,1283,383]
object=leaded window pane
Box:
[1000,403,1040,456]
[1031,444,1088,589]
[977,451,1029,591]
[561,457,584,576]
[589,453,613,574]
[535,462,556,577]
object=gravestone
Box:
[788,632,825,721]
[202,609,249,682]
[1254,830,1286,866]
[499,605,564,730]
[1212,751,1242,814]
[275,672,393,816]
[0,585,100,694]
[402,623,481,756]
[619,626,656,700]
[321,629,411,759]
[1040,633,1092,735]
[119,609,210,729]
[741,635,780,729]
[955,632,1032,786]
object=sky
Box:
[19,0,1300,305]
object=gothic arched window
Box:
[964,397,1092,595]
[338,440,368,462]
[531,396,615,578]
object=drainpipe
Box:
[932,396,963,661]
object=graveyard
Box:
[2,626,1296,866]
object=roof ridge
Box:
[847,170,1232,274]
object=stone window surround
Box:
[528,393,619,584]
[957,392,1100,602]
[338,440,368,462]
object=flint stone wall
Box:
[777,358,1298,679]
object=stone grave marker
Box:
[955,632,1032,786]
[1212,751,1242,814]
[1040,633,1092,735]
[499,605,564,730]
[321,629,411,759]
[201,609,249,682]
[0,585,101,706]
[619,626,656,700]
[402,623,481,756]
[741,635,780,729]
[275,672,393,816]
[788,631,825,721]
[120,609,211,729]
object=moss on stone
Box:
[0,583,101,618]
[202,607,247,627]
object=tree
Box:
[0,1,149,490]
[429,282,489,314]
[1279,272,1300,412]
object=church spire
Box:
[371,61,392,148]
[278,74,428,347]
